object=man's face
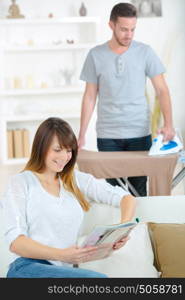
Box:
[109,17,137,47]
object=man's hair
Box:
[110,2,137,22]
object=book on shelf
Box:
[79,221,137,261]
[13,129,24,158]
[22,129,30,157]
[8,128,30,159]
[7,130,14,158]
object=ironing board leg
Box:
[171,167,185,189]
[116,178,140,197]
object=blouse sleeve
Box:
[75,170,130,207]
[1,174,28,248]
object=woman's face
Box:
[44,135,72,173]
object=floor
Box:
[0,161,184,199]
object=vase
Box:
[79,2,87,16]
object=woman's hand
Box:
[112,236,130,251]
[59,245,98,264]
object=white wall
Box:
[0,0,185,277]
[0,0,185,141]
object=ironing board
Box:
[172,167,185,189]
[171,151,185,190]
[77,149,178,196]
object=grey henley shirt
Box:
[80,40,166,139]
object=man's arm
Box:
[151,73,175,141]
[78,82,98,149]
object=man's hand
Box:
[157,126,175,142]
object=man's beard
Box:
[114,31,132,47]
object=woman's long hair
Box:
[24,117,90,211]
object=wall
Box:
[0,0,185,277]
[0,0,185,142]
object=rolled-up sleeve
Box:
[1,175,28,248]
[75,170,130,207]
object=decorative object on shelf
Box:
[79,2,87,16]
[7,0,25,19]
[40,82,48,89]
[66,39,74,44]
[131,0,162,18]
[26,75,34,89]
[50,71,62,88]
[27,39,34,46]
[13,77,22,89]
[60,68,75,86]
[52,40,63,46]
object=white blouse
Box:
[2,169,130,266]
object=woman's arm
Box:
[120,194,136,222]
[10,235,98,264]
[75,170,136,221]
[112,195,136,251]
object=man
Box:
[78,2,174,196]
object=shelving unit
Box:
[4,43,96,52]
[0,113,80,165]
[0,17,100,164]
[0,17,100,25]
[0,86,84,96]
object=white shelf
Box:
[5,113,80,122]
[0,17,100,25]
[0,86,84,96]
[4,43,96,52]
[0,15,99,165]
[4,157,28,165]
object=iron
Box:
[148,133,183,156]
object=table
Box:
[77,150,178,196]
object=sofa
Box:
[0,195,185,278]
[79,195,185,278]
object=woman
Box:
[2,117,136,278]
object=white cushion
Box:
[79,223,159,278]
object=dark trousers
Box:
[97,135,152,196]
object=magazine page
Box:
[82,222,136,247]
[80,222,137,261]
[96,225,136,245]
